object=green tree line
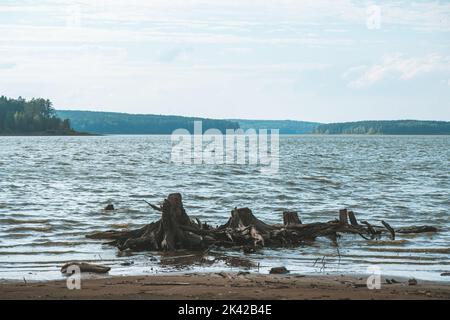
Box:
[56,110,240,134]
[235,119,319,134]
[314,120,450,135]
[0,96,74,134]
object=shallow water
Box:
[0,135,449,281]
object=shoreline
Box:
[0,132,96,136]
[2,269,450,285]
[1,273,449,300]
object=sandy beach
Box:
[1,273,449,300]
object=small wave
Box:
[212,171,226,177]
[33,240,87,247]
[7,225,52,232]
[2,233,30,238]
[301,176,341,186]
[109,208,145,214]
[276,194,294,200]
[229,168,249,175]
[366,247,450,254]
[0,250,79,255]
[129,194,156,199]
[366,240,409,246]
[286,186,303,192]
[341,253,440,261]
[0,241,86,248]
[191,194,221,201]
[108,223,130,229]
[0,218,50,225]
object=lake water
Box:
[0,135,449,282]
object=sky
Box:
[0,0,449,122]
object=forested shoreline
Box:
[314,120,450,135]
[0,96,79,135]
[59,110,450,135]
[56,110,240,134]
[2,96,449,135]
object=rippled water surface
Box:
[0,135,449,281]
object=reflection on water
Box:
[0,135,449,281]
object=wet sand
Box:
[1,273,449,300]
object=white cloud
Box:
[2,1,450,34]
[1,0,449,120]
[348,53,450,88]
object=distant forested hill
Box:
[56,110,240,134]
[57,110,320,135]
[234,119,320,134]
[0,96,77,135]
[54,110,449,135]
[314,120,450,135]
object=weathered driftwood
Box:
[87,193,439,252]
[396,226,438,234]
[61,262,111,274]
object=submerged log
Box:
[87,193,439,253]
[396,226,438,234]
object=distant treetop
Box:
[0,96,75,135]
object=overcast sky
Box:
[1,0,449,122]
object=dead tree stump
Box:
[87,193,439,253]
[339,209,348,225]
[348,211,358,226]
[283,211,302,226]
